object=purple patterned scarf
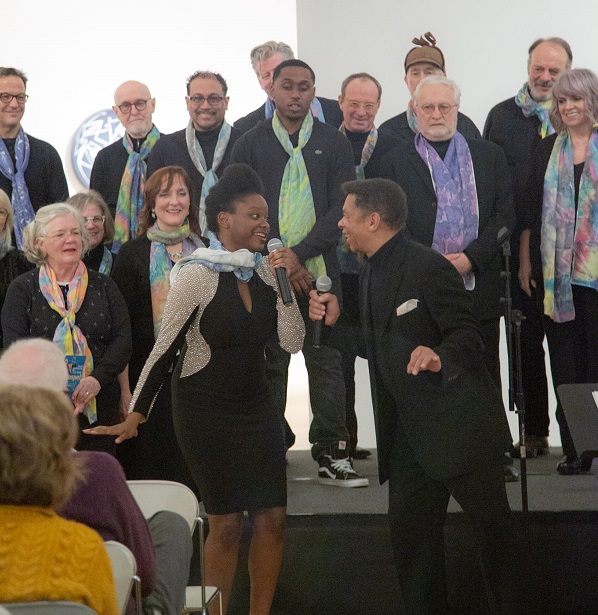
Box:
[415,132,479,290]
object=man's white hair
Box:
[0,338,68,392]
[413,75,461,106]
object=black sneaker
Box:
[318,454,369,488]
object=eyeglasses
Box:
[0,93,28,105]
[42,230,83,240]
[188,95,224,106]
[417,103,458,116]
[116,99,149,114]
[345,100,379,113]
[83,215,105,225]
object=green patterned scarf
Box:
[272,112,326,279]
[113,126,161,253]
[514,83,555,139]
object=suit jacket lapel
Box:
[407,143,437,199]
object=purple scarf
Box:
[415,132,479,290]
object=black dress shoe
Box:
[557,456,592,475]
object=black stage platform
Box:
[203,449,598,615]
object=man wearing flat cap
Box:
[379,33,481,144]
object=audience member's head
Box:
[0,67,28,138]
[0,384,81,508]
[0,338,68,391]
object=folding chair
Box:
[1,602,98,614]
[127,480,222,615]
[104,540,142,615]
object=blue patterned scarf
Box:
[170,230,262,284]
[0,128,34,249]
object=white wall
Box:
[2,0,297,191]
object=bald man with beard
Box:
[90,80,161,252]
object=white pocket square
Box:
[396,299,419,317]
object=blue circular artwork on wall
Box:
[71,109,125,187]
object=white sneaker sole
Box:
[317,476,369,488]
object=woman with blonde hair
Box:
[522,68,598,474]
[0,384,119,615]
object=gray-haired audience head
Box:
[0,338,68,391]
[526,38,572,102]
[550,68,598,133]
[112,80,156,140]
[250,41,295,95]
[413,75,461,106]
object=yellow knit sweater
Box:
[0,505,119,615]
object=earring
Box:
[151,211,156,220]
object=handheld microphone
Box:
[313,275,332,348]
[267,238,293,306]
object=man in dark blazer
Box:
[307,178,522,614]
[380,74,517,480]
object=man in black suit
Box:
[233,40,342,133]
[308,178,521,614]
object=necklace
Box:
[167,245,184,260]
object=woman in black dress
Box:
[110,166,204,485]
[87,164,304,614]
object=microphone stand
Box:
[499,229,529,517]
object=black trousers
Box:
[387,425,525,615]
[542,285,598,459]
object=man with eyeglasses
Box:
[90,80,160,253]
[335,72,398,460]
[232,60,368,488]
[147,71,240,237]
[234,40,342,134]
[380,76,516,479]
[483,38,572,466]
[0,67,68,249]
[379,33,481,145]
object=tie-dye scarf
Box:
[514,83,555,139]
[272,111,326,280]
[113,126,161,254]
[0,128,34,249]
[415,132,479,290]
[170,230,262,284]
[265,97,325,123]
[98,246,113,275]
[541,129,598,323]
[339,124,378,180]
[38,261,96,423]
[185,120,231,237]
[147,222,204,338]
